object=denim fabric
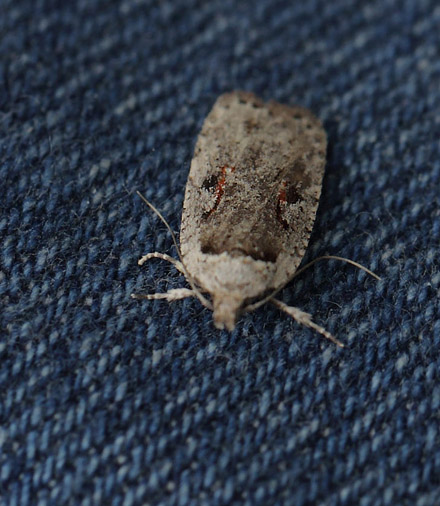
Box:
[1,0,440,504]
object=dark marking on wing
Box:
[201,235,278,263]
[202,166,235,219]
[276,181,302,230]
[202,174,219,192]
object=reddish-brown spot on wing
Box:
[276,180,302,230]
[202,166,235,218]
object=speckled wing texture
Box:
[180,91,326,315]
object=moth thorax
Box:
[212,293,243,331]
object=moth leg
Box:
[137,252,185,274]
[131,288,196,301]
[133,253,202,303]
[271,298,344,347]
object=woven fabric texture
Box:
[1,0,440,504]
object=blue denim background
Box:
[1,0,440,504]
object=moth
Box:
[132,91,378,346]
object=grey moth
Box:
[132,91,379,346]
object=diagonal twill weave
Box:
[1,0,440,504]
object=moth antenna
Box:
[292,255,381,282]
[135,191,213,310]
[244,254,380,313]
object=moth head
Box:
[212,292,243,331]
